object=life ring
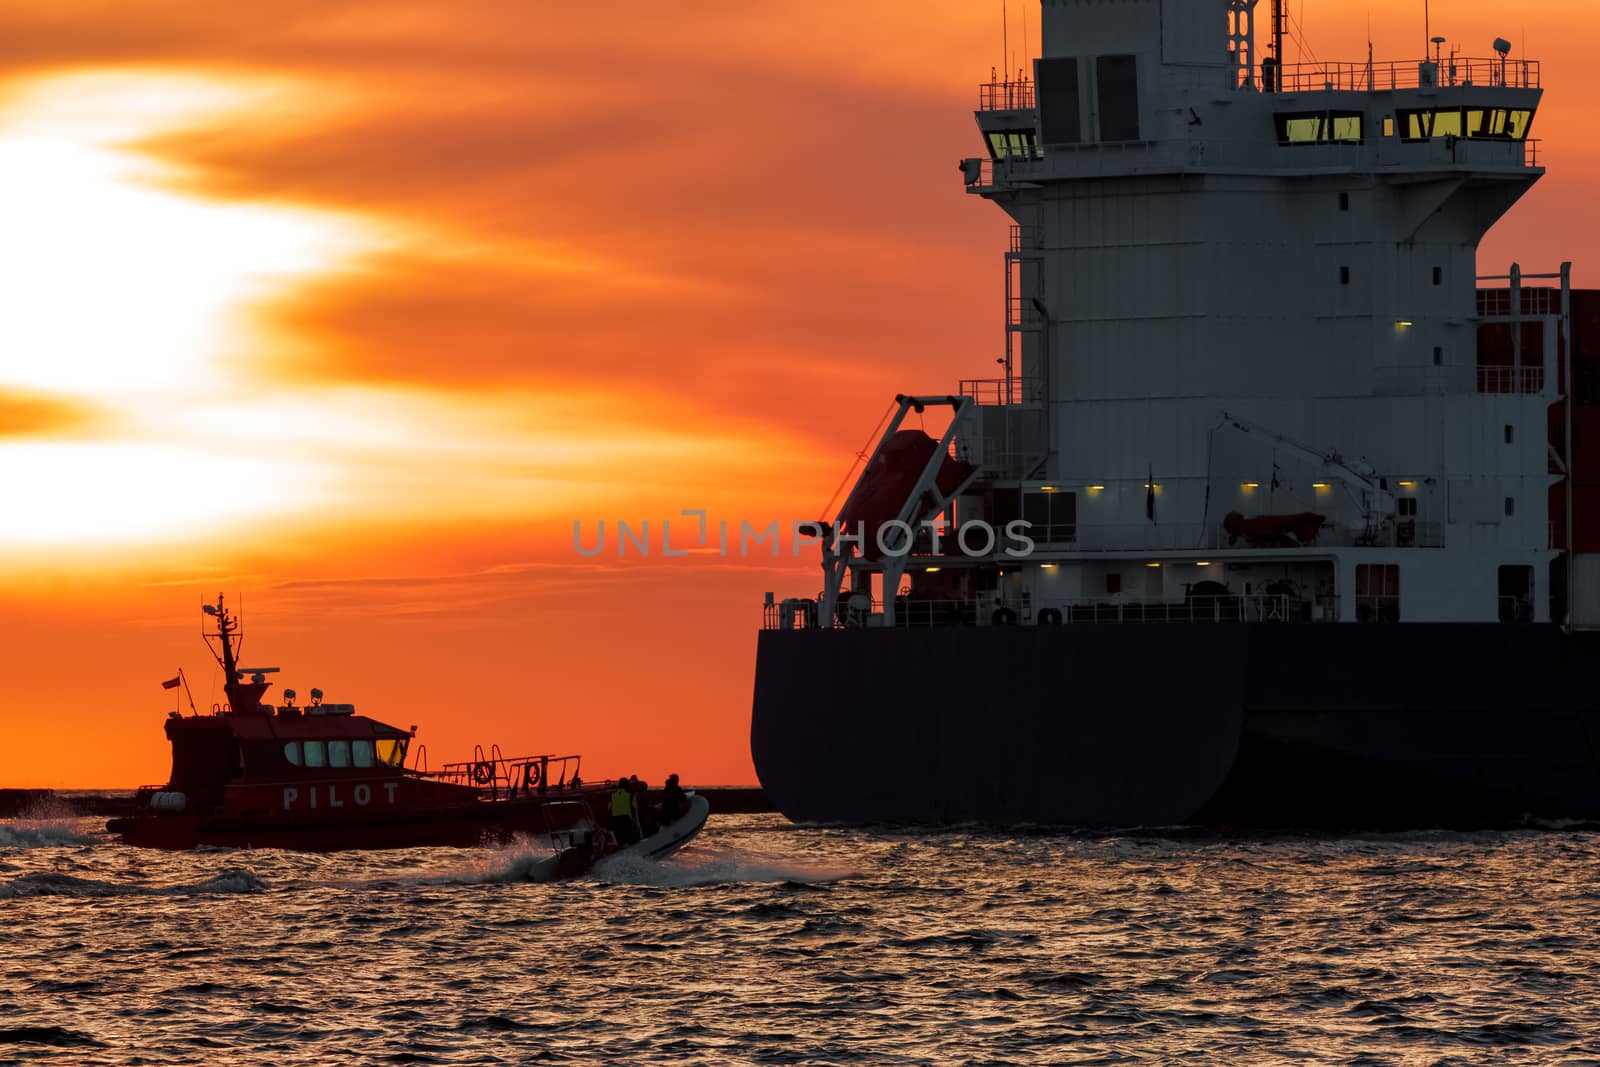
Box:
[1038,608,1063,625]
[471,761,494,785]
[523,762,542,790]
[992,607,1019,626]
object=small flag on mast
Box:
[161,676,181,690]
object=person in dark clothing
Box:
[634,778,659,837]
[661,773,688,822]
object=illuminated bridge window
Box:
[1276,111,1364,145]
[986,129,1040,160]
[1399,107,1534,142]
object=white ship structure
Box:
[751,0,1600,827]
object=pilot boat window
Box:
[353,740,375,768]
[303,740,326,768]
[283,741,302,767]
[328,740,351,768]
[375,738,408,767]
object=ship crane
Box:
[1217,412,1396,524]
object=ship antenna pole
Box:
[1001,0,1008,101]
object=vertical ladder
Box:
[1004,225,1042,406]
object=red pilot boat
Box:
[108,596,708,858]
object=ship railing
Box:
[1476,287,1561,317]
[1064,521,1444,551]
[434,753,585,800]
[960,377,1043,407]
[978,78,1036,111]
[1272,57,1540,93]
[763,594,1316,629]
[1476,365,1545,394]
[1059,595,1309,625]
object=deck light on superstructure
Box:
[1146,562,1163,568]
[925,567,942,573]
[1195,561,1213,567]
[1398,480,1418,489]
[1312,482,1332,491]
[1086,484,1106,492]
[1242,482,1261,490]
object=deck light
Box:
[1146,562,1163,568]
[1398,480,1418,489]
[1041,563,1059,571]
[1242,482,1261,490]
[1086,484,1106,492]
[1312,482,1332,491]
[1195,561,1213,567]
[1396,321,1415,330]
[925,567,942,573]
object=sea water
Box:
[3,813,1599,1064]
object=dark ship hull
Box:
[751,624,1600,829]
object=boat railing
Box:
[763,594,1316,629]
[433,753,584,799]
[1476,365,1545,394]
[1271,57,1540,93]
[978,78,1036,111]
[960,377,1043,407]
[1038,520,1444,552]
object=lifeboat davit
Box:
[837,430,974,560]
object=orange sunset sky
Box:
[1,1,1596,788]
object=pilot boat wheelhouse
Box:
[110,597,608,851]
[752,0,1600,828]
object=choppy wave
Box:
[594,844,857,887]
[1,816,1599,1064]
[0,819,100,849]
[0,867,266,899]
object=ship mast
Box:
[202,594,274,714]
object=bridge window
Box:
[986,129,1039,160]
[1401,107,1535,142]
[328,740,350,768]
[1355,564,1401,622]
[375,738,408,768]
[353,739,374,768]
[302,740,326,768]
[1276,111,1363,145]
[283,741,301,767]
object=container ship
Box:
[751,0,1600,827]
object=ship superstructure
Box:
[751,0,1600,828]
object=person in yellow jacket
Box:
[607,778,640,846]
